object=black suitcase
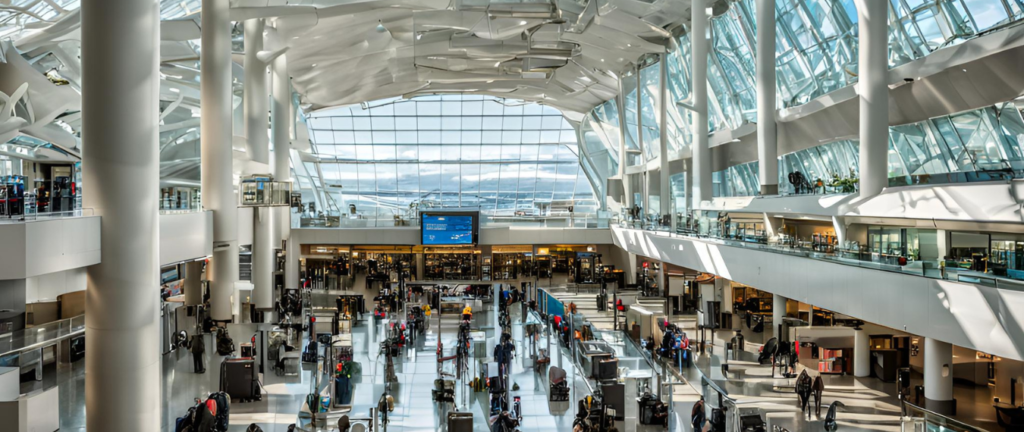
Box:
[220,359,261,403]
[447,411,473,432]
[302,340,318,363]
[209,391,230,431]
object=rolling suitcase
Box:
[220,359,261,403]
[447,411,473,432]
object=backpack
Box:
[302,340,319,363]
[209,392,230,431]
[216,330,235,356]
[245,424,263,432]
[175,406,196,432]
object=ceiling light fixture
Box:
[494,62,501,67]
[311,63,318,68]
[486,80,495,83]
[376,20,387,33]
[519,20,528,25]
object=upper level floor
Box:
[611,224,1024,363]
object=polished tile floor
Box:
[36,288,626,432]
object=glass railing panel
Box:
[903,400,992,432]
[625,214,1024,291]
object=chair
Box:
[994,405,1024,430]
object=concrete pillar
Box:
[626,252,638,285]
[854,328,870,377]
[772,294,786,341]
[659,54,673,230]
[270,31,291,250]
[636,65,648,214]
[832,216,848,248]
[253,207,273,310]
[855,0,889,197]
[243,19,269,165]
[202,0,238,321]
[415,253,425,281]
[616,88,632,209]
[937,230,950,261]
[925,337,956,414]
[285,235,299,289]
[690,0,711,205]
[684,159,693,212]
[763,213,782,242]
[756,0,778,196]
[81,0,161,429]
[184,260,204,306]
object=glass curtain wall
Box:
[587,0,1024,200]
[304,95,597,219]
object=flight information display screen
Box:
[421,213,477,245]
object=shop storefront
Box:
[423,247,479,280]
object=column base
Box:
[760,184,778,196]
[924,397,956,416]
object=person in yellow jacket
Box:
[423,304,432,318]
[462,305,473,321]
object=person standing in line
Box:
[190,331,206,373]
[691,396,706,432]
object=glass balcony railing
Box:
[902,401,994,432]
[0,314,85,357]
[297,210,611,229]
[616,213,1024,292]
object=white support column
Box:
[271,33,291,243]
[659,54,672,230]
[856,0,889,197]
[691,0,711,206]
[832,216,848,248]
[184,260,204,307]
[248,20,274,315]
[285,235,299,289]
[772,293,786,341]
[202,0,238,321]
[636,65,649,214]
[854,328,870,377]
[243,19,269,165]
[924,337,956,414]
[253,207,273,311]
[684,159,693,212]
[756,0,778,196]
[616,86,632,209]
[763,213,782,243]
[82,0,160,429]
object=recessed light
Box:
[486,80,495,83]
[311,63,318,68]
[494,62,501,67]
[626,43,632,47]
[519,20,528,25]
[600,59,604,62]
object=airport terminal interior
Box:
[1,0,1024,431]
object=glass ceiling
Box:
[584,0,1024,203]
[304,95,598,218]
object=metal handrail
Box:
[901,400,991,432]
[633,226,1024,292]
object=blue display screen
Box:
[422,215,475,245]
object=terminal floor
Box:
[38,288,622,432]
[673,325,1001,432]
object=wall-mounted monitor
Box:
[160,265,180,285]
[421,211,478,246]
